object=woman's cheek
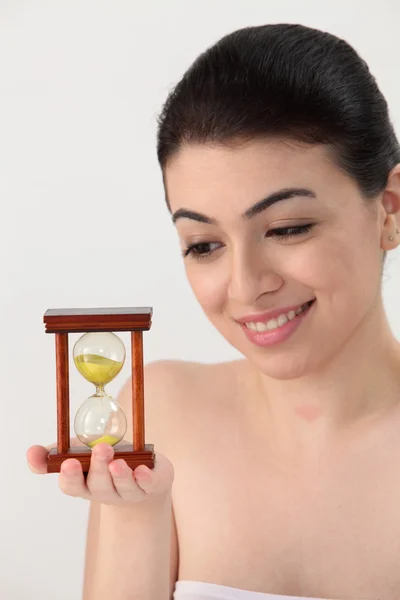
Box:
[186,265,227,313]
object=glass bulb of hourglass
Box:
[73,331,127,447]
[73,331,126,385]
[74,391,127,447]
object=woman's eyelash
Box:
[265,223,314,239]
[182,241,221,259]
[182,224,315,260]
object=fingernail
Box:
[109,460,127,477]
[98,454,111,461]
[61,463,78,475]
[94,449,112,461]
[134,468,152,483]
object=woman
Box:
[27,23,400,600]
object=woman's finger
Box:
[58,459,91,499]
[26,445,50,474]
[86,443,119,498]
[108,459,148,502]
[27,438,84,475]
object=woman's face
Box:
[164,138,385,378]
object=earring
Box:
[389,228,400,241]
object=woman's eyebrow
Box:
[171,187,317,225]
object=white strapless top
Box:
[173,581,337,600]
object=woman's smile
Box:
[239,298,317,347]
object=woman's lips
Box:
[236,298,316,324]
[240,299,316,347]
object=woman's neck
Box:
[242,298,400,459]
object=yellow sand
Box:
[87,435,121,447]
[74,353,123,384]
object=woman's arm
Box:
[83,495,173,599]
[82,361,180,600]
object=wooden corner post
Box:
[55,333,70,453]
[131,330,145,451]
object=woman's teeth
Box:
[245,301,312,332]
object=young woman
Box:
[28,23,400,600]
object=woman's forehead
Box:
[165,139,346,215]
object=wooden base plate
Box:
[47,443,155,473]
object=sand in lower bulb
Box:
[86,434,121,447]
[74,388,127,448]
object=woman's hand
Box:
[26,439,174,507]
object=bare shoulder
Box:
[116,359,247,451]
[143,358,247,408]
[146,358,244,388]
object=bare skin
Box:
[28,351,400,599]
[160,138,400,597]
[163,354,400,599]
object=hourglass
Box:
[43,307,155,473]
[73,331,127,448]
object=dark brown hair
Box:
[156,23,400,262]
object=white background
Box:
[1,1,399,598]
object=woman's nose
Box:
[227,249,283,305]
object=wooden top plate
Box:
[44,307,153,333]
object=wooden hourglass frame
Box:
[43,307,155,474]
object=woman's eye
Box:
[182,224,314,261]
[182,242,222,260]
[266,224,315,240]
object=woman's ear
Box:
[380,163,400,251]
